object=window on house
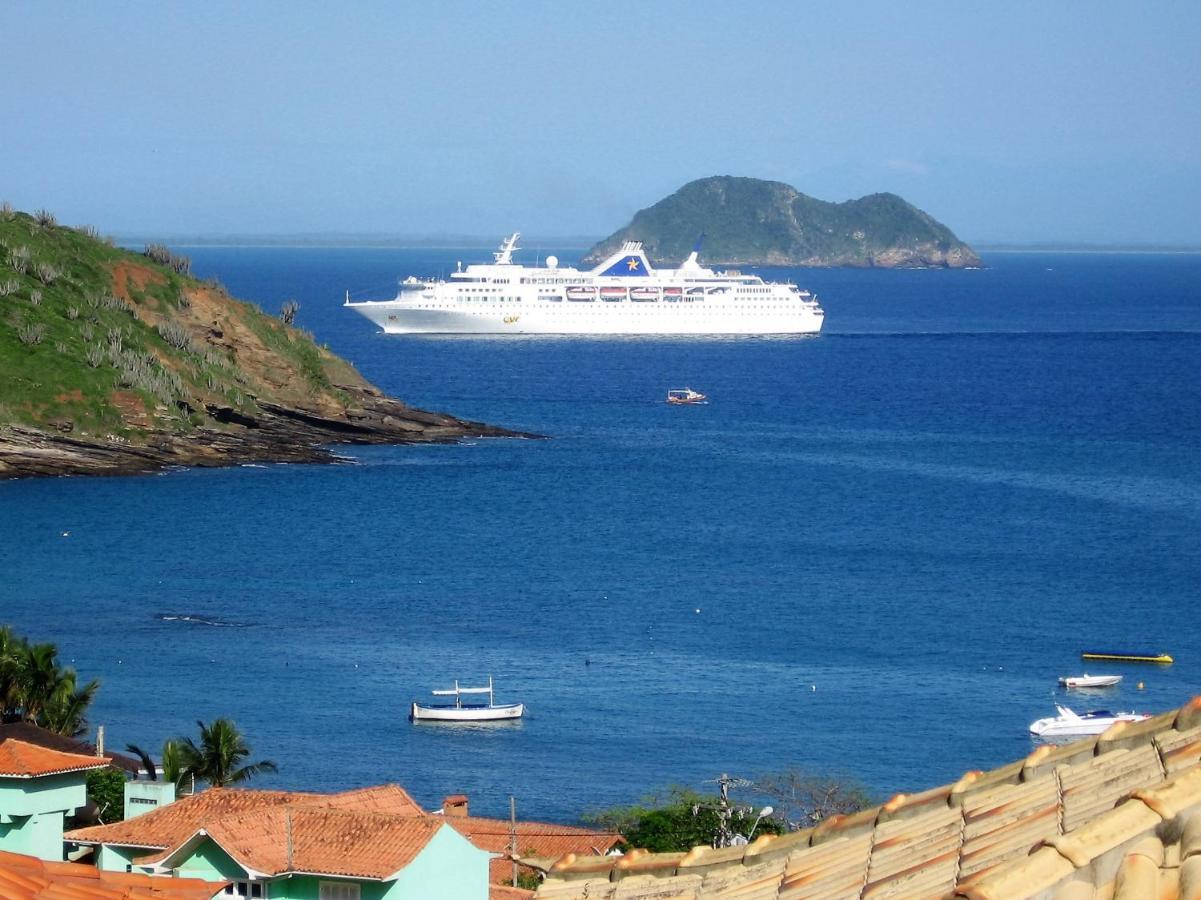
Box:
[319,883,360,900]
[221,881,267,899]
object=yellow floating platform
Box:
[1081,651,1174,664]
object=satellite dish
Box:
[545,255,558,269]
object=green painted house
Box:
[68,784,492,900]
[0,739,110,861]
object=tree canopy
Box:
[0,625,100,736]
[176,718,277,788]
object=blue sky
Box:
[3,1,1199,243]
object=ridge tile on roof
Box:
[0,740,111,778]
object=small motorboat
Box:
[1029,704,1149,738]
[667,388,707,405]
[1059,674,1123,689]
[410,676,524,723]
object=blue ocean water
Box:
[2,248,1200,822]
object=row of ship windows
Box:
[423,297,794,305]
[403,305,792,312]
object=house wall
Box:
[139,826,488,900]
[125,780,176,820]
[172,840,250,881]
[96,843,145,872]
[0,771,90,861]
[384,825,489,900]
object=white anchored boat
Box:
[409,676,524,723]
[667,388,707,405]
[1029,705,1148,738]
[1058,674,1123,689]
[344,233,825,335]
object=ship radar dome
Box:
[545,255,558,269]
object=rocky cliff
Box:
[0,207,526,479]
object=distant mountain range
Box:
[581,176,981,269]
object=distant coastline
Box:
[113,233,597,250]
[112,235,1201,255]
[975,242,1201,253]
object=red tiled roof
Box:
[66,784,429,855]
[316,784,426,816]
[0,723,141,775]
[140,808,446,880]
[66,789,328,848]
[446,816,622,856]
[0,849,221,900]
[444,816,621,885]
[0,740,111,778]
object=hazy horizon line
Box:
[109,232,1201,254]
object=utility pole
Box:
[510,795,518,887]
[695,773,754,848]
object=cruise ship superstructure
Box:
[344,233,825,335]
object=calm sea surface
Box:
[3,249,1200,821]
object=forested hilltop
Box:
[0,204,519,478]
[582,176,981,268]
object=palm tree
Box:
[177,719,277,788]
[40,670,100,737]
[126,739,186,787]
[0,629,99,735]
[19,642,64,725]
[0,627,25,722]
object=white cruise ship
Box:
[344,233,824,335]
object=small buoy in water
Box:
[354,663,359,669]
[695,608,701,614]
[811,684,816,692]
[1138,681,1145,690]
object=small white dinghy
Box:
[409,676,524,723]
[1029,704,1148,738]
[1058,674,1123,689]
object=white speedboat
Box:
[410,676,524,723]
[667,388,707,405]
[1058,674,1122,689]
[1029,704,1148,738]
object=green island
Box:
[0,205,521,479]
[581,175,981,268]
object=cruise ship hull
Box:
[343,233,826,336]
[347,302,824,335]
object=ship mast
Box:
[493,232,520,265]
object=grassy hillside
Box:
[581,177,981,268]
[0,204,365,439]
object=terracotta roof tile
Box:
[446,815,622,856]
[444,816,621,885]
[316,784,426,816]
[0,850,220,900]
[66,788,323,849]
[66,783,430,852]
[0,724,141,775]
[143,808,446,880]
[530,698,1201,899]
[0,740,111,778]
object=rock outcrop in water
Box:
[581,176,981,268]
[0,206,528,480]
